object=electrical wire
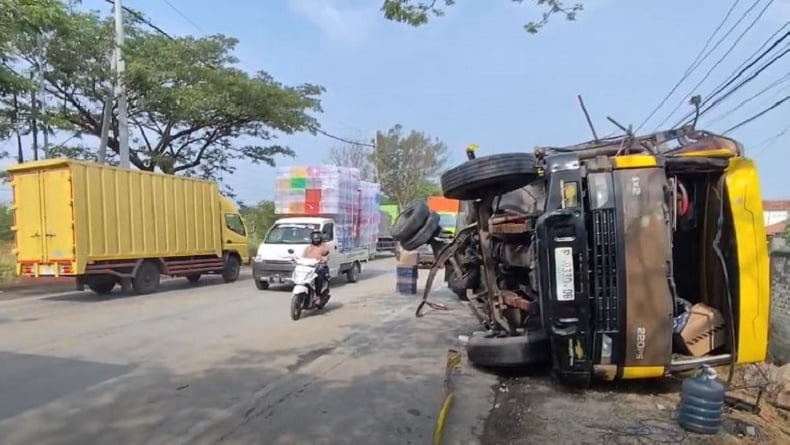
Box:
[751,122,790,157]
[704,72,790,127]
[160,0,209,35]
[652,0,775,131]
[722,94,790,134]
[103,0,174,40]
[673,37,790,128]
[636,0,743,132]
[704,21,790,106]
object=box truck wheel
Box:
[132,261,161,295]
[222,255,241,283]
[87,275,117,295]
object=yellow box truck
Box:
[6,159,250,295]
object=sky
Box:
[2,0,790,204]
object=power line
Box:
[723,94,790,134]
[752,122,790,157]
[103,0,174,40]
[704,72,790,127]
[652,0,774,131]
[160,0,209,35]
[672,33,790,127]
[636,0,742,132]
[314,128,375,148]
[707,21,790,103]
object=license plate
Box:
[554,247,575,301]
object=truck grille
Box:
[590,208,619,332]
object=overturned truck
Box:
[391,128,770,387]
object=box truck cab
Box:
[251,217,367,290]
[7,159,250,295]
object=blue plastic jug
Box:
[677,364,725,434]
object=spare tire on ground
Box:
[441,153,540,201]
[391,201,430,242]
[400,212,440,251]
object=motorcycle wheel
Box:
[316,292,330,310]
[291,293,304,321]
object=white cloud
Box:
[288,0,375,44]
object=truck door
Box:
[40,167,75,264]
[321,222,340,276]
[12,172,45,263]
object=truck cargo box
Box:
[7,159,225,276]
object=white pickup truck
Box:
[251,217,371,290]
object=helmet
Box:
[310,230,323,246]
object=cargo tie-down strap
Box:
[415,225,477,318]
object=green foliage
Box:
[0,203,14,242]
[381,0,583,33]
[2,4,324,188]
[371,124,447,208]
[0,0,67,95]
[239,200,276,251]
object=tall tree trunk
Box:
[12,92,23,163]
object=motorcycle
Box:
[289,251,331,321]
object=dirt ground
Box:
[478,363,790,445]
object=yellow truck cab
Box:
[425,129,769,386]
[7,159,249,295]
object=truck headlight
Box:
[588,173,612,209]
[254,255,264,262]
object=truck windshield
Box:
[438,213,457,229]
[264,223,319,244]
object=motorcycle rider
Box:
[302,229,331,302]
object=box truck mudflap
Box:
[6,159,250,295]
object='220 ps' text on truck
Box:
[7,159,250,295]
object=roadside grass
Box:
[0,241,15,284]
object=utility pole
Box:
[98,49,117,164]
[114,0,130,168]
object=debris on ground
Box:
[480,362,790,445]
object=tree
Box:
[1,0,68,140]
[326,141,375,180]
[381,0,583,33]
[371,124,447,208]
[3,6,323,187]
[239,200,276,250]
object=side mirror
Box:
[287,249,295,254]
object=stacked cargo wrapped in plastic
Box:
[274,165,363,251]
[358,181,381,251]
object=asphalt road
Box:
[0,258,485,445]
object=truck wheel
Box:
[87,276,117,295]
[346,262,360,283]
[400,212,440,251]
[132,261,161,295]
[222,255,241,283]
[392,201,430,242]
[466,330,551,368]
[186,273,201,283]
[441,153,539,200]
[255,279,270,290]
